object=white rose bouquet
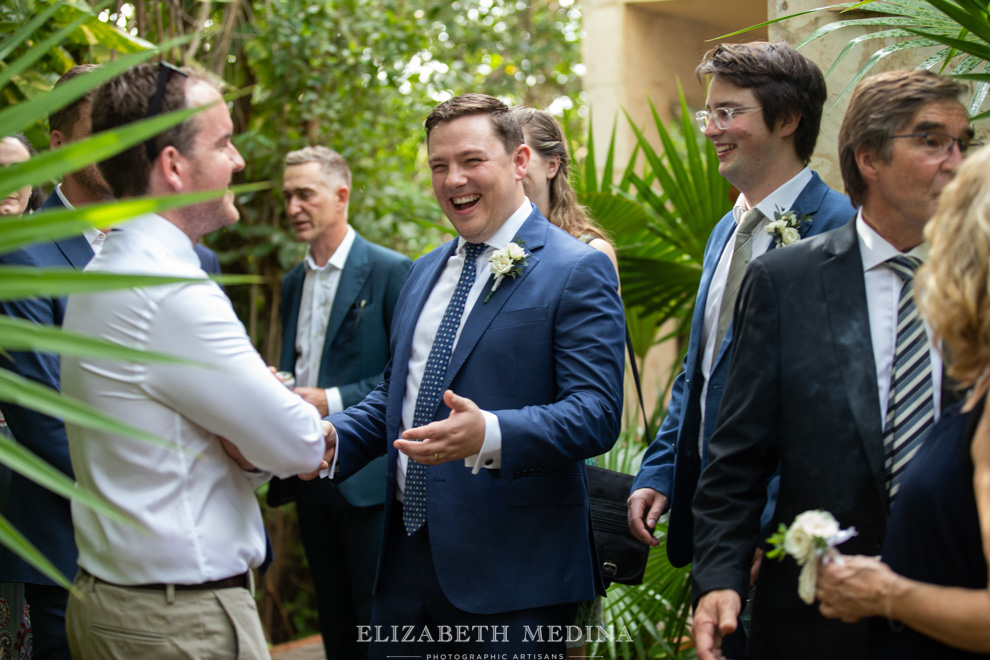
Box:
[766,510,857,604]
[485,239,529,303]
[765,206,813,246]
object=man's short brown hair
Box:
[838,70,966,208]
[49,64,101,138]
[91,62,212,198]
[425,93,524,156]
[697,42,826,165]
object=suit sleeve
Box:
[0,249,73,477]
[336,255,412,408]
[691,258,782,605]
[631,356,687,499]
[493,249,625,465]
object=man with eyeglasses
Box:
[59,63,333,659]
[690,69,974,660]
[628,40,852,656]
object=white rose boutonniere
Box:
[767,509,857,604]
[485,239,529,303]
[765,206,813,246]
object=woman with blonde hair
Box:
[816,143,990,659]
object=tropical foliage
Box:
[727,0,990,117]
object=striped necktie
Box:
[403,242,487,535]
[883,255,935,504]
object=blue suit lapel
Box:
[387,240,459,431]
[53,235,94,270]
[279,265,305,373]
[39,191,93,269]
[321,234,371,367]
[443,210,547,391]
[820,221,886,500]
[703,215,737,368]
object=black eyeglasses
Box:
[890,132,982,158]
[144,61,189,163]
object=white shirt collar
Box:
[459,196,533,253]
[734,167,813,223]
[304,225,355,272]
[855,208,929,272]
[111,213,202,271]
[55,182,74,210]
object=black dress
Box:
[874,397,990,659]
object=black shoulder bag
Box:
[587,325,652,587]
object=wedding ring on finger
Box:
[434,452,439,463]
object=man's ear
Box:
[513,143,530,181]
[156,145,185,192]
[336,185,350,207]
[50,129,67,151]
[778,112,801,139]
[855,146,881,186]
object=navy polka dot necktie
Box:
[403,242,487,535]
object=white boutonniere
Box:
[767,510,857,604]
[765,206,813,246]
[485,239,529,303]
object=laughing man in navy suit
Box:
[267,146,410,658]
[325,93,626,657]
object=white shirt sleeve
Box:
[142,282,326,478]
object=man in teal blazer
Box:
[268,146,410,658]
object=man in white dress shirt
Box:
[60,63,331,659]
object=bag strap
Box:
[626,323,652,441]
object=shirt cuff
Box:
[325,387,343,415]
[320,428,340,480]
[244,470,272,489]
[465,410,501,474]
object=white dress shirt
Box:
[62,214,325,585]
[394,199,533,498]
[856,211,942,425]
[294,225,355,414]
[698,167,813,453]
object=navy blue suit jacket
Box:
[0,193,221,584]
[268,232,410,507]
[632,172,854,567]
[329,208,626,614]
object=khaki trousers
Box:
[66,571,269,659]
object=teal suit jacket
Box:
[269,231,410,507]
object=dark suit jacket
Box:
[268,232,410,507]
[0,193,221,584]
[0,192,92,583]
[632,172,854,567]
[691,219,957,659]
[329,208,626,614]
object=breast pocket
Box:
[488,305,548,329]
